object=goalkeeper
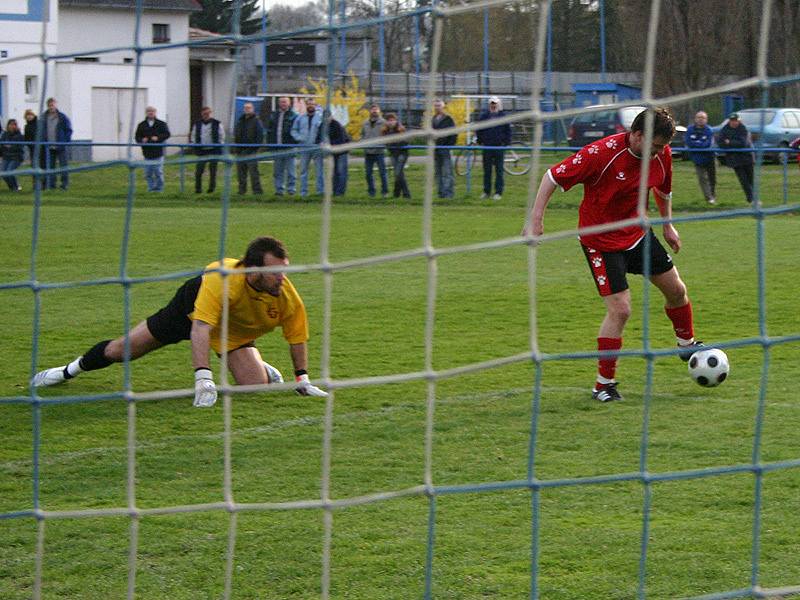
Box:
[32,236,328,405]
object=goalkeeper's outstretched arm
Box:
[290,342,328,397]
[191,320,217,407]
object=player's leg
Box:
[31,321,164,387]
[226,346,284,386]
[582,244,629,401]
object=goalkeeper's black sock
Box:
[78,340,113,372]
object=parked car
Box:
[568,105,686,156]
[712,108,800,163]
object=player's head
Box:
[629,107,675,157]
[243,237,289,296]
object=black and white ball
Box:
[688,348,730,387]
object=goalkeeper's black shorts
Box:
[145,276,202,345]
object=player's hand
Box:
[193,368,218,407]
[295,374,328,397]
[521,216,544,238]
[663,223,681,253]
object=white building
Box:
[0,0,236,161]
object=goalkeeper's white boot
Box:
[263,361,284,384]
[31,366,68,388]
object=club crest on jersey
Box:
[572,153,583,164]
[615,171,626,181]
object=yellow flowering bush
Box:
[445,96,468,146]
[301,73,370,141]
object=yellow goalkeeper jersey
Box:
[190,258,309,353]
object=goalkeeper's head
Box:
[242,237,289,296]
[629,107,676,158]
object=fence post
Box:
[783,151,789,205]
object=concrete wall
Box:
[0,0,59,122]
[58,6,191,140]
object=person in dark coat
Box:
[0,119,25,191]
[41,98,73,190]
[716,113,755,203]
[476,96,512,200]
[191,106,225,193]
[23,109,38,166]
[325,112,350,196]
[234,102,264,194]
[135,106,171,192]
[266,96,297,195]
[432,99,456,199]
[382,113,411,199]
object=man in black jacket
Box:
[476,97,512,200]
[266,97,297,196]
[191,106,225,193]
[234,102,264,195]
[717,113,755,203]
[432,99,456,199]
[135,106,171,192]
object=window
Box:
[75,56,99,62]
[153,24,170,44]
[123,58,134,64]
[780,112,800,129]
[25,75,38,101]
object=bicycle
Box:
[454,137,532,176]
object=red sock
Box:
[665,302,694,342]
[597,337,623,382]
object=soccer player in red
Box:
[523,108,701,402]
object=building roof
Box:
[59,0,201,12]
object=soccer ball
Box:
[688,348,730,387]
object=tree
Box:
[268,1,327,33]
[191,0,263,36]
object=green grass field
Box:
[1,156,799,599]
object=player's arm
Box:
[190,319,217,407]
[289,342,328,397]
[654,189,681,253]
[522,171,558,237]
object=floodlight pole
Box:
[340,0,347,76]
[413,14,421,103]
[378,0,385,102]
[483,7,489,93]
[599,0,606,82]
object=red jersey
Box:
[548,132,672,251]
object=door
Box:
[91,87,147,161]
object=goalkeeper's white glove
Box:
[193,368,217,407]
[295,373,328,397]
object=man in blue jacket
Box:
[290,99,324,197]
[476,97,512,200]
[685,111,716,204]
[41,98,73,190]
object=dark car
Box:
[568,105,686,156]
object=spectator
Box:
[290,99,324,197]
[23,109,38,166]
[0,119,24,191]
[432,99,456,199]
[234,102,264,195]
[134,106,171,192]
[476,96,512,200]
[191,106,225,194]
[42,97,73,190]
[382,113,411,199]
[326,111,350,196]
[266,96,297,196]
[716,113,755,203]
[361,103,388,198]
[685,111,716,204]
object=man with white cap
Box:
[476,96,512,200]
